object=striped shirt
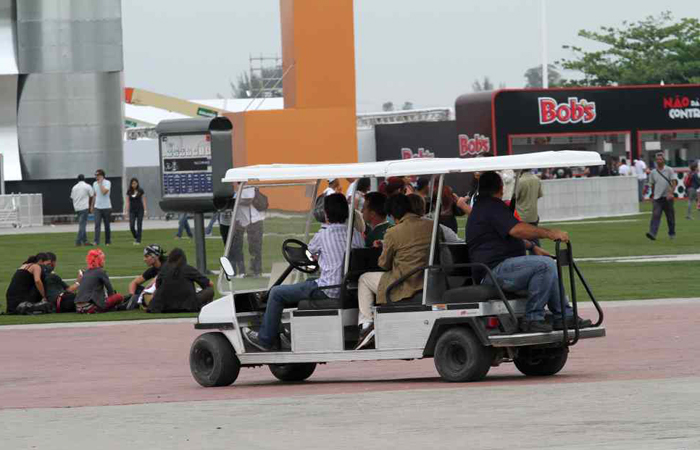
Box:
[308,223,364,298]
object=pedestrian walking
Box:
[175,213,193,239]
[90,169,112,246]
[125,177,147,244]
[646,153,677,241]
[70,174,94,246]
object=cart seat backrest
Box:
[347,247,383,279]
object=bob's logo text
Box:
[458,134,490,157]
[538,97,596,125]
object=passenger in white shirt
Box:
[633,159,648,202]
[70,174,95,246]
[618,158,632,176]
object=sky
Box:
[122,0,700,113]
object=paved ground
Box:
[1,299,699,449]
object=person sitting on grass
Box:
[243,193,364,351]
[74,249,124,314]
[126,244,166,301]
[6,253,51,314]
[44,252,81,313]
[147,248,215,313]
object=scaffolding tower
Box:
[249,54,283,98]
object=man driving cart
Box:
[244,193,363,351]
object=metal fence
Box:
[0,194,43,228]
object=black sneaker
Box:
[279,332,292,350]
[553,316,593,330]
[243,329,272,352]
[645,232,656,241]
[355,323,375,350]
[521,320,553,333]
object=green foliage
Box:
[524,64,562,88]
[472,76,505,92]
[559,12,700,86]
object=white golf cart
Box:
[189,151,606,386]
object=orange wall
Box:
[225,0,358,211]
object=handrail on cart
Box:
[385,262,521,334]
[554,241,604,348]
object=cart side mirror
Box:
[220,257,235,280]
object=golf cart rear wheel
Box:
[269,363,317,382]
[434,327,493,382]
[190,332,240,387]
[514,347,569,376]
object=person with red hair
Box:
[74,249,123,313]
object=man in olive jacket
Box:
[356,194,433,349]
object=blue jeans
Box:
[129,209,144,243]
[76,209,89,245]
[177,214,192,237]
[206,212,219,234]
[93,208,111,245]
[483,255,572,321]
[258,279,328,346]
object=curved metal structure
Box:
[16,0,123,74]
[17,71,123,179]
[0,0,124,186]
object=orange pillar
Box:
[226,0,358,171]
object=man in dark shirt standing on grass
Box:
[646,152,677,240]
[466,171,590,333]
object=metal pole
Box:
[541,0,549,89]
[0,153,5,195]
[193,212,207,274]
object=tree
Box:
[472,76,494,92]
[559,12,700,86]
[401,101,414,110]
[231,66,283,98]
[524,64,562,88]
[472,77,505,92]
[382,101,395,112]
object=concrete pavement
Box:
[1,299,698,449]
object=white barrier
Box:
[539,176,638,222]
[0,194,43,228]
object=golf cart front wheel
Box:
[190,332,240,387]
[433,327,493,382]
[514,347,569,376]
[269,363,317,382]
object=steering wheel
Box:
[282,239,319,274]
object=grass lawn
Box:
[1,200,697,325]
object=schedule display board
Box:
[161,134,213,198]
[156,117,233,213]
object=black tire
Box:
[514,347,569,376]
[189,332,240,387]
[269,363,317,382]
[433,327,493,382]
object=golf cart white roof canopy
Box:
[222,151,604,183]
